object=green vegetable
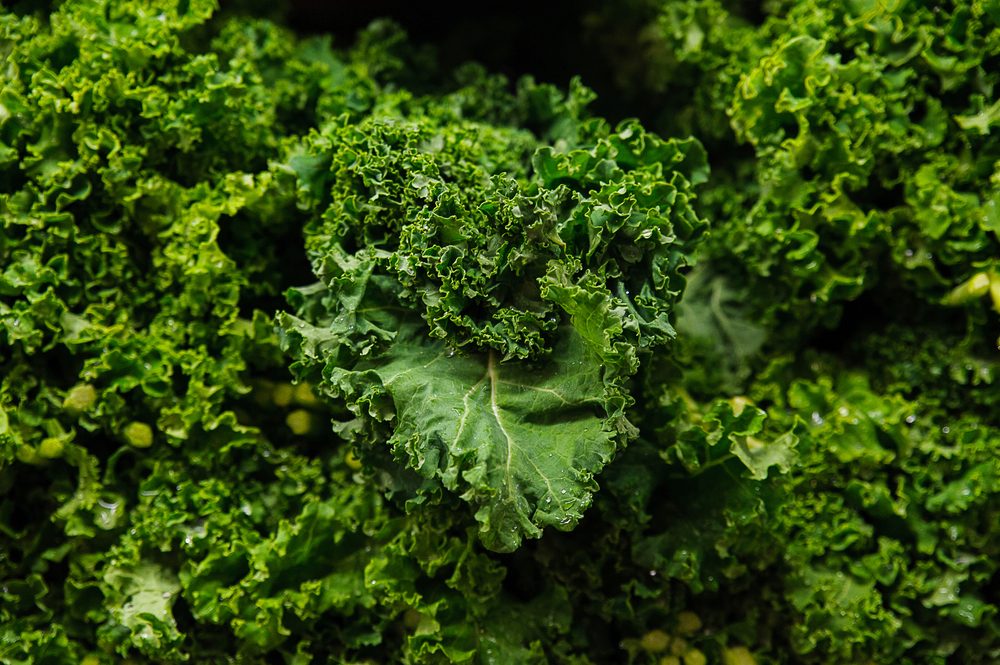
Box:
[682,648,707,665]
[277,86,707,551]
[2,0,999,663]
[284,408,315,435]
[63,384,98,415]
[640,629,672,652]
[122,422,154,449]
[37,437,66,460]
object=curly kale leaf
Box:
[278,246,624,553]
[282,264,617,551]
[279,93,707,551]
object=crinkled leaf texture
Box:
[280,249,622,552]
[278,95,706,551]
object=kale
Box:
[1,1,998,663]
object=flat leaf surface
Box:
[363,323,616,552]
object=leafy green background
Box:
[2,0,999,663]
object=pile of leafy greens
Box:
[1,0,998,663]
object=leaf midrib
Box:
[487,350,516,493]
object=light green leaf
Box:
[732,430,798,480]
[955,96,1000,135]
[102,563,182,654]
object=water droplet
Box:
[96,499,123,530]
[941,426,951,434]
[905,414,916,424]
[811,412,825,426]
